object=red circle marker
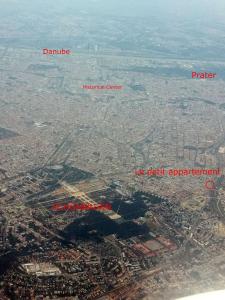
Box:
[205,179,216,190]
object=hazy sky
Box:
[2,0,225,21]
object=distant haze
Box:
[1,0,225,21]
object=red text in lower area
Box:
[192,72,216,79]
[43,48,71,55]
[135,168,221,177]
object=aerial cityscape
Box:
[1,0,225,299]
